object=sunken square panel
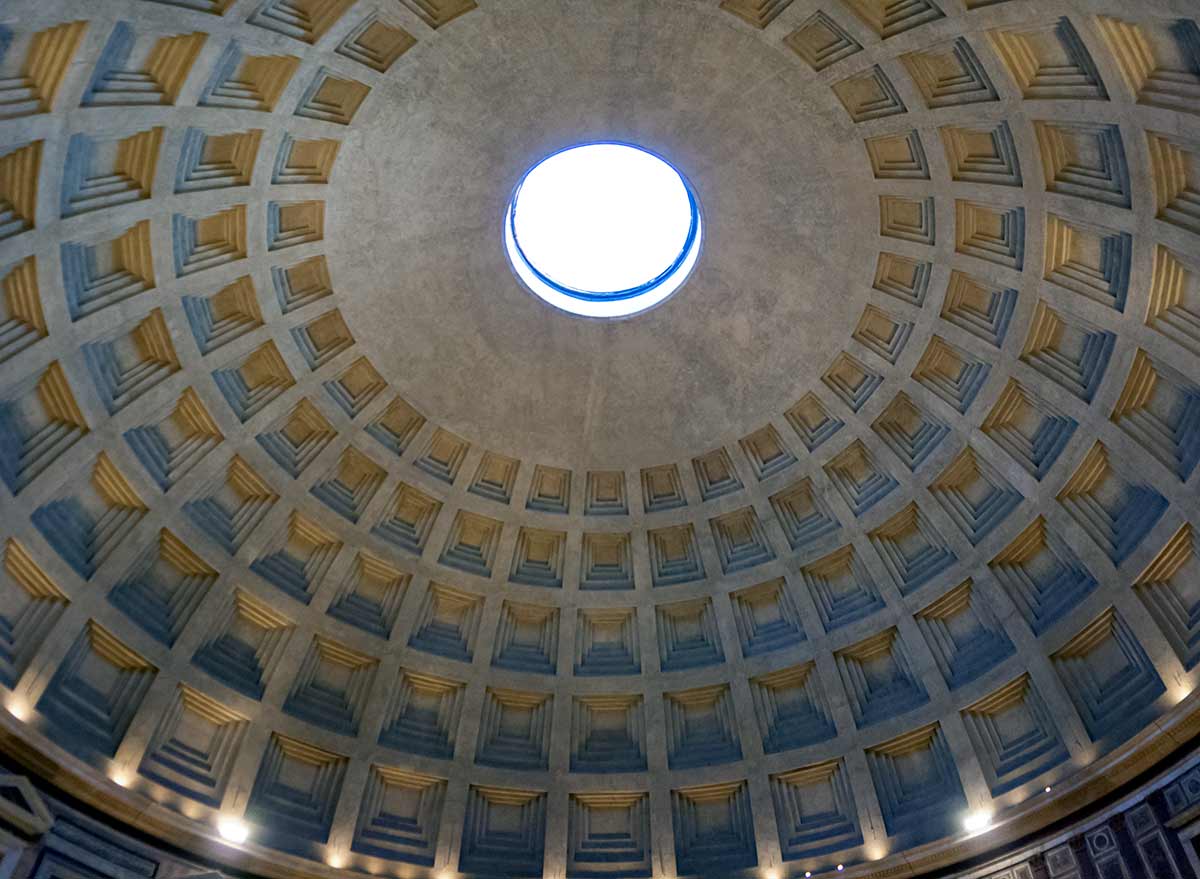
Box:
[730,577,806,657]
[338,16,416,73]
[183,455,278,554]
[414,427,469,484]
[981,380,1077,480]
[1134,525,1200,670]
[988,17,1108,100]
[784,12,861,71]
[710,506,776,574]
[469,451,520,505]
[528,464,572,513]
[352,766,445,866]
[408,583,483,663]
[664,684,742,770]
[961,675,1068,796]
[567,793,651,878]
[366,395,426,458]
[273,254,333,313]
[0,540,69,688]
[1056,442,1168,566]
[309,446,386,523]
[927,447,1022,546]
[509,527,565,588]
[1050,608,1165,745]
[739,424,797,480]
[379,668,465,759]
[282,635,379,735]
[648,523,705,587]
[834,628,929,728]
[372,481,441,555]
[109,528,216,647]
[824,440,898,517]
[640,463,686,512]
[751,662,837,753]
[249,510,342,604]
[191,588,293,699]
[693,448,743,501]
[771,760,863,860]
[324,356,386,418]
[580,532,634,590]
[492,600,559,675]
[989,516,1097,636]
[868,502,957,596]
[256,398,335,479]
[1110,349,1200,483]
[833,66,906,122]
[459,785,546,879]
[872,392,949,471]
[874,252,931,306]
[124,387,223,491]
[138,684,246,807]
[902,37,997,108]
[785,392,844,451]
[475,688,553,770]
[823,353,883,413]
[915,579,1014,690]
[656,597,723,671]
[671,781,757,875]
[571,694,646,773]
[32,452,148,580]
[246,733,347,849]
[37,620,157,760]
[575,608,640,677]
[769,478,840,552]
[800,544,885,633]
[585,470,628,515]
[866,723,966,846]
[326,551,409,639]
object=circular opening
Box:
[505,142,703,318]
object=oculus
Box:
[504,142,702,318]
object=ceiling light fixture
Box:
[963,811,993,834]
[217,816,250,844]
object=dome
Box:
[0,1,1198,878]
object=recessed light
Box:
[963,811,993,833]
[217,816,249,844]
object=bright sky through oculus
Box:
[505,143,701,318]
